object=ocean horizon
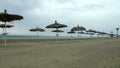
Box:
[0,35,96,40]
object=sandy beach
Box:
[0,38,120,68]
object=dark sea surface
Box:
[0,35,87,40]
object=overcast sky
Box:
[0,0,120,36]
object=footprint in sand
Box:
[103,56,120,68]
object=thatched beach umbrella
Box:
[0,10,23,22]
[95,31,102,37]
[51,29,64,41]
[0,24,14,35]
[86,29,96,33]
[0,24,14,28]
[30,26,45,38]
[101,32,108,37]
[71,25,86,36]
[68,31,75,33]
[78,32,86,34]
[52,30,64,32]
[86,29,96,35]
[86,29,98,38]
[67,31,75,38]
[96,31,108,37]
[46,20,67,28]
[46,20,67,41]
[0,9,23,46]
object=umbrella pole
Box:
[4,22,7,46]
[3,28,4,34]
[117,29,118,37]
[57,32,59,41]
[56,32,59,42]
[2,28,4,42]
[78,31,79,37]
[56,28,59,42]
[71,34,72,38]
[37,31,38,39]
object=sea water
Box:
[0,35,91,40]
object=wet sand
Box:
[0,38,120,68]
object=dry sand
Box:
[0,38,120,68]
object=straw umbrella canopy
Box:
[72,25,86,32]
[30,26,45,38]
[86,29,96,35]
[46,20,67,29]
[78,32,86,34]
[99,32,108,36]
[85,30,95,38]
[51,29,64,41]
[0,24,14,35]
[46,20,67,41]
[0,9,23,46]
[96,31,108,37]
[0,24,14,28]
[67,31,75,38]
[0,10,23,22]
[68,31,75,34]
[95,31,102,37]
[52,30,64,32]
[86,29,96,33]
[71,25,86,36]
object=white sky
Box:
[0,0,120,36]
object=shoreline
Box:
[0,37,118,44]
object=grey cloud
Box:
[83,4,104,9]
[0,0,120,35]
